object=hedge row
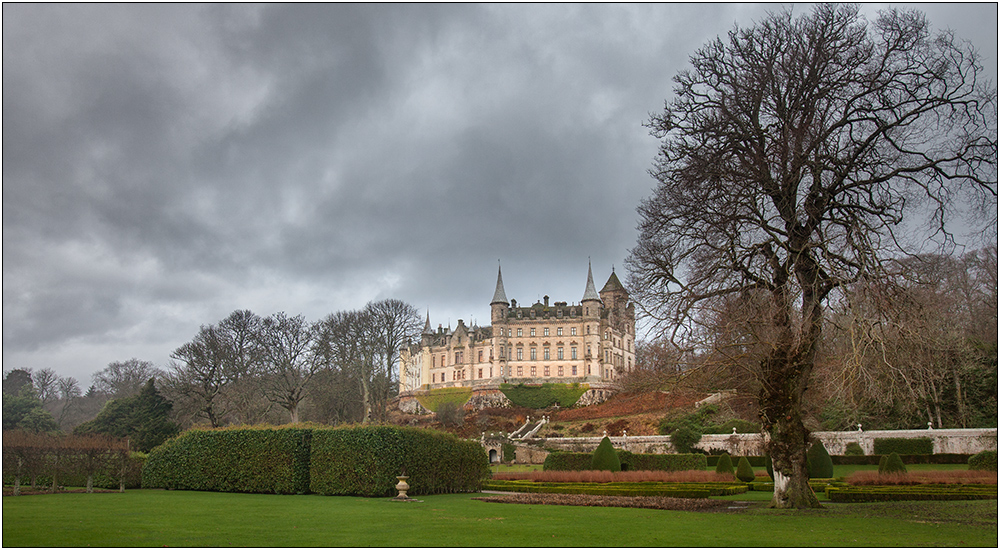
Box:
[748,480,843,493]
[483,479,747,497]
[499,383,589,409]
[872,437,933,455]
[543,450,707,472]
[142,425,490,497]
[830,453,971,465]
[826,484,997,503]
[707,455,766,467]
[968,450,997,471]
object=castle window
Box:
[605,330,610,340]
[499,347,505,359]
[558,347,564,360]
[571,327,577,336]
[587,346,591,356]
[557,327,563,336]
[432,356,436,368]
[517,328,523,337]
[478,368,483,379]
[530,348,537,360]
[544,348,550,360]
[587,326,590,335]
[543,328,550,336]
[517,311,522,318]
[571,347,577,359]
[517,366,523,376]
[530,328,536,336]
[572,366,577,376]
[517,348,523,360]
[544,366,550,376]
[558,366,564,376]
[478,350,483,362]
[529,366,535,376]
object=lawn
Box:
[3,489,996,547]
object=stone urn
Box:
[394,476,410,500]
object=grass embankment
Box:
[4,489,997,547]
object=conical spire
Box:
[422,311,433,335]
[582,259,601,302]
[491,263,509,305]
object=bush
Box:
[309,426,489,496]
[436,401,465,427]
[844,442,865,456]
[807,441,834,479]
[543,451,706,472]
[499,383,588,409]
[543,452,593,471]
[873,437,933,455]
[968,450,998,471]
[669,423,703,454]
[879,452,907,475]
[715,453,733,475]
[764,454,773,480]
[833,453,970,465]
[590,437,622,472]
[736,457,755,482]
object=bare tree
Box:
[256,312,318,424]
[32,368,60,407]
[364,299,422,422]
[627,5,996,509]
[167,325,234,428]
[314,309,379,422]
[93,359,161,399]
[216,310,271,425]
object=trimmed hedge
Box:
[736,457,755,482]
[968,450,998,471]
[879,452,907,474]
[482,479,747,498]
[591,437,621,472]
[499,383,588,409]
[143,425,489,497]
[142,427,311,494]
[831,453,971,465]
[844,442,865,456]
[827,484,997,503]
[872,437,933,455]
[715,453,733,475]
[807,442,834,479]
[544,450,707,472]
[310,426,489,496]
[708,455,766,467]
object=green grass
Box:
[3,489,997,547]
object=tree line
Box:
[2,298,422,434]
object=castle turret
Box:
[581,260,602,318]
[491,264,509,323]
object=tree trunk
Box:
[14,475,21,496]
[763,383,821,509]
[360,376,372,423]
[288,402,300,424]
[952,367,966,428]
[87,474,94,494]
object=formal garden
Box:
[3,425,997,547]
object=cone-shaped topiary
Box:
[764,454,773,480]
[879,452,907,474]
[968,450,998,471]
[590,436,621,472]
[878,454,888,472]
[844,442,864,456]
[806,441,834,479]
[736,456,755,482]
[715,452,734,475]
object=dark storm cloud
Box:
[4,3,995,384]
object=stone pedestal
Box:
[393,476,410,500]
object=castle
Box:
[398,262,636,411]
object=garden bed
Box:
[474,492,740,511]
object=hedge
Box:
[826,484,997,503]
[142,427,311,494]
[142,425,490,497]
[499,383,588,409]
[309,426,489,496]
[482,479,746,498]
[707,455,766,467]
[590,437,621,472]
[543,450,706,472]
[968,450,997,471]
[830,453,971,465]
[872,437,933,455]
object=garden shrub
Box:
[436,401,465,427]
[715,453,733,475]
[501,440,517,464]
[968,450,997,471]
[764,454,773,480]
[807,441,834,479]
[873,437,933,455]
[309,425,489,496]
[833,453,970,465]
[879,452,907,474]
[669,423,702,454]
[736,456,755,482]
[590,437,622,472]
[142,427,310,494]
[703,419,761,434]
[499,383,588,409]
[844,442,865,456]
[543,451,706,472]
[543,452,592,471]
[878,454,888,472]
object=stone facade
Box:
[398,263,636,410]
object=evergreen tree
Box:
[590,436,621,472]
[74,378,179,452]
[736,456,756,482]
[715,453,734,475]
[806,441,834,479]
[2,391,60,433]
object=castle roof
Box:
[582,260,602,302]
[601,268,626,294]
[491,265,509,305]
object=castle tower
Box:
[490,264,509,323]
[600,268,631,333]
[490,264,509,379]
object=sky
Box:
[4,3,997,388]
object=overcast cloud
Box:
[4,3,996,386]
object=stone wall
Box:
[520,428,997,460]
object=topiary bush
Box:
[873,437,933,455]
[879,452,907,474]
[736,456,756,482]
[590,436,621,472]
[968,450,997,471]
[844,442,865,456]
[669,423,703,454]
[715,453,733,475]
[807,441,834,479]
[764,454,774,480]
